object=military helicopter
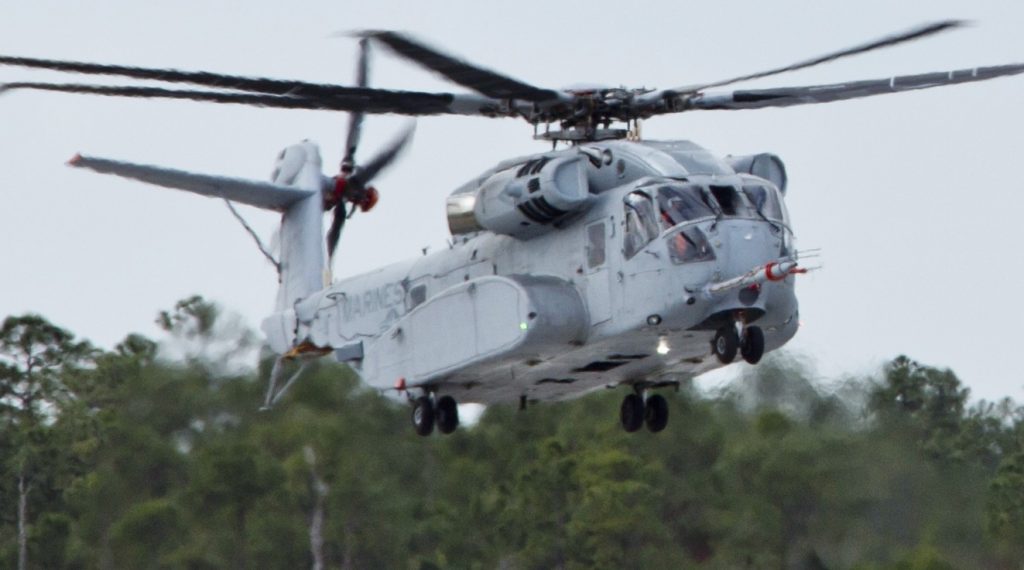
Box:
[2,21,1021,435]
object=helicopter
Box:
[1,21,1021,435]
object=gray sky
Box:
[1,0,1021,403]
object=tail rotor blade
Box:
[326,204,348,261]
[342,38,371,170]
[348,122,415,189]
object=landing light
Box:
[657,337,670,355]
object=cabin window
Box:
[656,184,716,229]
[742,184,786,223]
[666,226,716,264]
[623,191,659,259]
[586,221,606,268]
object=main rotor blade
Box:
[660,20,965,99]
[0,53,353,97]
[0,81,344,109]
[348,123,415,189]
[0,53,519,115]
[0,81,506,117]
[326,204,347,261]
[359,30,564,103]
[343,38,370,169]
[687,63,1024,111]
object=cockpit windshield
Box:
[742,184,787,223]
[656,184,716,229]
[707,184,757,218]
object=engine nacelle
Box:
[725,153,788,195]
[447,155,591,239]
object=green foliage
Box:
[108,499,183,568]
[0,314,97,570]
[987,451,1024,556]
[156,295,219,337]
[891,544,958,570]
[28,511,71,568]
[869,355,971,461]
[3,302,1024,569]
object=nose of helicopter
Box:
[711,219,784,275]
[693,219,790,324]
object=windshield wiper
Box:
[701,187,724,231]
[753,201,782,232]
[745,189,782,232]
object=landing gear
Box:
[620,394,645,432]
[412,396,435,436]
[645,394,669,433]
[713,324,766,365]
[620,391,670,433]
[411,394,459,436]
[740,326,765,364]
[436,395,460,434]
[712,326,739,364]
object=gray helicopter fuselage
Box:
[34,22,1023,428]
[277,140,800,405]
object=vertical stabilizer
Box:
[270,141,327,312]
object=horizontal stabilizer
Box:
[68,153,316,211]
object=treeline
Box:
[2,297,1024,569]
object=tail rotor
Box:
[324,38,415,264]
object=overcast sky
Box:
[1,1,1021,403]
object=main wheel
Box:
[645,394,669,433]
[712,327,739,364]
[741,326,765,364]
[411,396,435,436]
[620,394,644,433]
[436,395,460,434]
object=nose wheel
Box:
[740,326,765,364]
[411,394,460,436]
[620,391,669,433]
[712,327,739,364]
[712,325,765,365]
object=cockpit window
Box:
[666,226,716,264]
[656,184,716,229]
[708,185,756,217]
[623,191,659,259]
[742,184,786,223]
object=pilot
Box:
[660,197,683,230]
[669,228,689,259]
[657,197,688,258]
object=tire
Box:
[412,396,435,436]
[712,327,739,364]
[436,395,460,435]
[741,326,765,364]
[620,394,644,433]
[645,394,669,433]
